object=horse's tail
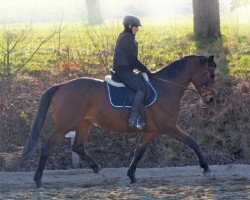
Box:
[21,84,61,161]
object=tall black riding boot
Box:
[128,90,145,129]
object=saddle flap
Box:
[106,81,157,108]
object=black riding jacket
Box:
[112,31,149,73]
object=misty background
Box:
[0,0,240,24]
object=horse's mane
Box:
[155,55,200,78]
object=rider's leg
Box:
[128,90,145,129]
[115,68,146,129]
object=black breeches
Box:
[115,68,147,95]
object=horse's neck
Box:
[172,74,191,99]
[155,57,203,101]
[156,69,192,99]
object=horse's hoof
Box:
[203,170,212,179]
[36,186,46,191]
[92,164,101,173]
[130,176,137,184]
[34,180,43,189]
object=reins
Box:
[151,76,197,92]
[151,67,216,97]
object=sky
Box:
[0,0,245,23]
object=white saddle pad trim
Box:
[105,72,149,87]
[142,72,149,82]
[105,75,125,87]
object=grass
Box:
[0,13,249,79]
[0,14,249,168]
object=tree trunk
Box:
[85,0,103,25]
[192,0,221,38]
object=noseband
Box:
[194,67,216,98]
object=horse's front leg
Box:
[170,125,210,175]
[127,131,156,183]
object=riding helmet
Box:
[123,15,142,27]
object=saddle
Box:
[105,71,157,108]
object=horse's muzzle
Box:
[199,88,215,104]
[202,92,215,103]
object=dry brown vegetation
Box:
[0,69,249,172]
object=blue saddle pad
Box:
[106,81,157,108]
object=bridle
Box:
[193,65,216,98]
[152,65,216,99]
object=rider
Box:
[112,15,152,129]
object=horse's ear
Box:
[208,55,214,63]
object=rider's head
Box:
[123,15,141,36]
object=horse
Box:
[21,55,217,188]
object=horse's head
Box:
[191,55,216,103]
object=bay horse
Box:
[22,55,216,188]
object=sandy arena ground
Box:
[0,165,249,200]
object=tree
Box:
[85,0,103,25]
[192,0,221,38]
[230,0,250,11]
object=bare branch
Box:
[9,25,31,52]
[15,26,67,72]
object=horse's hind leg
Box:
[171,125,210,175]
[127,131,155,183]
[34,129,64,188]
[72,120,101,173]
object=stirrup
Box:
[128,117,145,130]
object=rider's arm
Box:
[123,37,149,73]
